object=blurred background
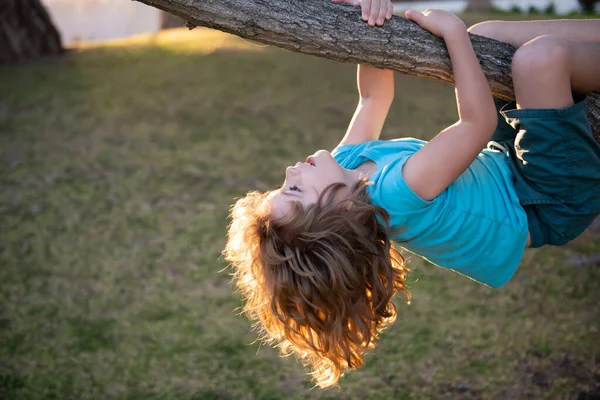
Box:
[1,0,599,399]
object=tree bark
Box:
[0,0,64,65]
[135,0,600,144]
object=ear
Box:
[339,198,355,211]
[274,227,294,245]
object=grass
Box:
[1,15,599,400]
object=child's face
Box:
[267,149,352,221]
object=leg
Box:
[511,35,600,109]
[498,35,600,247]
[468,19,600,48]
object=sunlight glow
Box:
[70,28,266,55]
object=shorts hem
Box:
[500,94,588,121]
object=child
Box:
[224,5,600,388]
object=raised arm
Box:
[468,19,600,48]
[331,0,396,147]
[337,64,394,146]
[402,10,497,201]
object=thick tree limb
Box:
[136,0,600,143]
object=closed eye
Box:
[289,185,301,192]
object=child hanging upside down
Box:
[224,1,600,388]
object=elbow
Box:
[360,91,394,107]
[462,103,497,133]
[357,68,394,103]
[486,103,499,132]
[485,117,498,136]
[476,113,498,136]
[461,111,497,139]
[480,107,498,133]
[478,97,499,133]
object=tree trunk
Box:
[0,0,64,65]
[134,0,600,144]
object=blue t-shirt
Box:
[332,138,529,288]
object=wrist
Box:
[442,24,468,42]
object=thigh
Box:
[512,35,600,110]
[512,35,574,110]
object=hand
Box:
[331,0,394,27]
[404,9,466,38]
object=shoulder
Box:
[332,141,371,169]
[373,155,437,212]
[333,138,426,165]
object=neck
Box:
[344,163,375,186]
[353,160,377,181]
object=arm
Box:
[331,0,395,146]
[337,65,394,146]
[402,10,497,201]
[468,19,600,47]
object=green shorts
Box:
[492,94,600,248]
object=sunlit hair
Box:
[223,179,410,388]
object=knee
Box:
[511,35,570,80]
[467,21,504,40]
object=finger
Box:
[377,0,386,25]
[386,1,393,20]
[368,0,379,26]
[405,9,423,23]
[361,0,371,21]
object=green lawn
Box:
[1,17,599,400]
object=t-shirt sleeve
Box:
[331,144,356,169]
[375,157,435,213]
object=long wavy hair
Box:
[223,179,410,388]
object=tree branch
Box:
[136,0,600,143]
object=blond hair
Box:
[223,180,410,387]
